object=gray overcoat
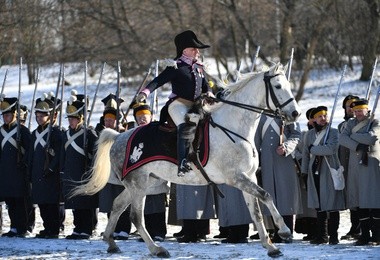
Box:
[216,184,252,227]
[338,118,380,209]
[301,127,345,211]
[254,115,303,216]
[176,184,216,220]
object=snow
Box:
[1,62,380,259]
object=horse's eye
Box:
[274,84,281,89]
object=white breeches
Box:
[168,98,194,126]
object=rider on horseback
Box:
[136,30,214,177]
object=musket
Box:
[87,62,106,126]
[16,58,22,164]
[116,61,121,131]
[1,68,8,96]
[360,85,380,165]
[315,65,346,175]
[365,58,378,100]
[150,60,159,120]
[44,64,62,171]
[123,67,152,119]
[28,67,40,129]
[286,48,294,80]
[250,46,260,72]
[323,65,347,145]
[59,64,65,129]
[83,61,88,169]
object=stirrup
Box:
[177,159,192,177]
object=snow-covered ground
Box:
[1,61,380,259]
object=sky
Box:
[1,61,380,259]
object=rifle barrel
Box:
[28,67,40,129]
[365,58,378,100]
[88,62,106,125]
[250,46,260,72]
[1,69,9,96]
[323,64,347,144]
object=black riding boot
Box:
[177,123,192,177]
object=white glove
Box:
[136,92,147,102]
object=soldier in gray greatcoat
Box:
[337,95,361,241]
[29,94,63,238]
[255,114,302,243]
[339,98,380,245]
[301,106,345,245]
[294,108,318,241]
[176,184,216,242]
[0,97,32,237]
[97,93,131,240]
[61,91,98,239]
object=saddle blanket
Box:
[122,121,210,179]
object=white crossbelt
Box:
[262,117,287,141]
[1,126,25,154]
[34,127,49,150]
[65,129,85,156]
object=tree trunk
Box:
[360,0,380,81]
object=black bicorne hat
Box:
[35,93,55,113]
[19,105,28,121]
[66,90,86,118]
[101,93,124,117]
[0,96,18,115]
[174,30,210,59]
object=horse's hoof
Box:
[278,229,291,240]
[156,250,170,258]
[107,246,121,254]
[267,249,283,258]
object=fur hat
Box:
[310,106,328,119]
[174,30,210,59]
[0,95,18,115]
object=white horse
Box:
[72,63,301,258]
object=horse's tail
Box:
[70,128,119,198]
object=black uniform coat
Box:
[61,125,98,209]
[144,59,210,102]
[0,121,31,197]
[29,124,62,204]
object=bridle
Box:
[209,71,294,119]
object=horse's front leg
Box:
[129,191,170,258]
[243,193,283,257]
[104,188,131,253]
[231,173,291,257]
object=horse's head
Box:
[263,63,301,123]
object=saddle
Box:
[121,109,210,179]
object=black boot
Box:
[354,218,371,246]
[177,123,192,177]
[310,211,328,244]
[328,211,340,245]
[371,212,380,245]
